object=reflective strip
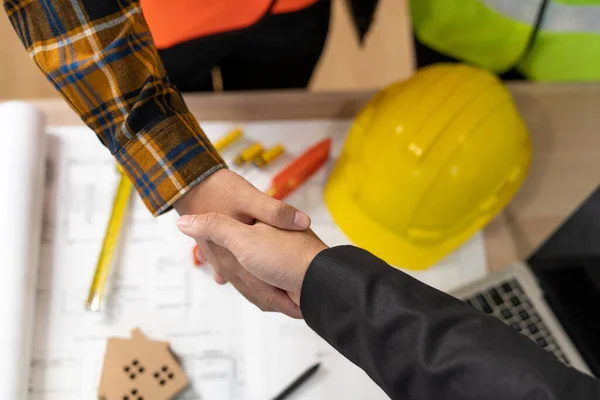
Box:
[482,0,600,33]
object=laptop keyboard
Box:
[464,278,571,366]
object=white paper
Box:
[0,103,46,400]
[30,120,487,399]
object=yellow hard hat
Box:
[324,63,531,270]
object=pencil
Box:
[272,363,321,400]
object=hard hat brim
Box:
[324,181,486,270]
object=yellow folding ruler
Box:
[85,128,243,311]
[85,165,132,311]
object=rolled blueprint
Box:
[0,102,46,400]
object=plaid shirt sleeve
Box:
[3,0,226,215]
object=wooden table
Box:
[30,84,600,271]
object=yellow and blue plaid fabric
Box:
[3,0,225,215]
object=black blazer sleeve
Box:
[300,246,600,400]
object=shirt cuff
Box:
[116,113,226,216]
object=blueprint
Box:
[29,121,487,399]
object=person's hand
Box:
[173,169,311,318]
[177,212,328,307]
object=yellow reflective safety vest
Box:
[410,0,600,81]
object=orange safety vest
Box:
[141,0,320,49]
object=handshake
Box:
[175,169,328,319]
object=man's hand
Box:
[177,212,328,307]
[173,169,312,318]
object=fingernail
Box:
[293,211,310,229]
[177,215,196,229]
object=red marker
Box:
[192,245,203,266]
[265,138,331,200]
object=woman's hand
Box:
[177,212,328,306]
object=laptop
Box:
[452,185,600,377]
[452,258,600,376]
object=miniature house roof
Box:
[98,328,188,400]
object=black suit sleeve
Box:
[300,246,600,400]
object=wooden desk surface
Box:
[30,84,600,270]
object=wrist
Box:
[173,169,227,215]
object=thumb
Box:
[177,213,248,251]
[249,192,310,230]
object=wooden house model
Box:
[98,328,188,400]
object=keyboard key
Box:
[476,294,493,314]
[501,309,512,319]
[501,282,513,293]
[510,323,521,332]
[523,301,532,309]
[528,324,539,335]
[557,353,567,361]
[489,288,503,306]
[510,297,521,307]
[536,338,548,348]
[513,286,522,295]
[519,311,530,321]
